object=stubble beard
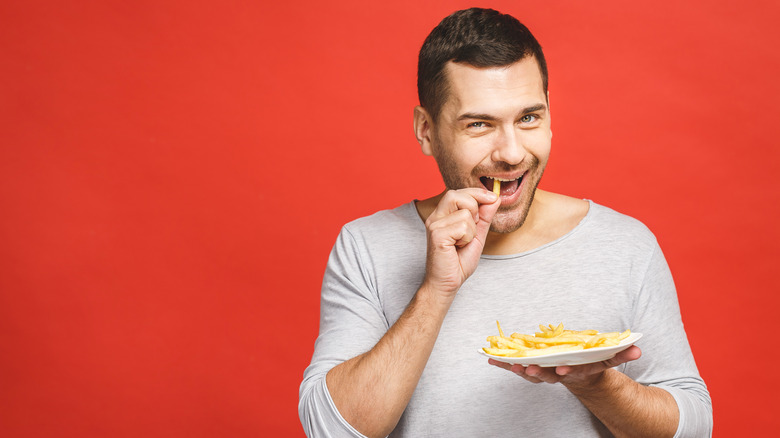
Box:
[433,145,546,234]
[489,164,544,234]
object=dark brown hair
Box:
[417,8,548,121]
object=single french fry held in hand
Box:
[483,322,631,358]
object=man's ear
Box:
[413,106,434,156]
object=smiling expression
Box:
[421,57,552,233]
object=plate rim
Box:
[479,332,643,367]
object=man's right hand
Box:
[324,189,499,438]
[422,188,500,300]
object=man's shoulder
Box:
[588,201,651,230]
[585,201,658,247]
[536,191,655,244]
[341,201,423,239]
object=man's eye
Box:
[520,114,537,124]
[468,121,488,128]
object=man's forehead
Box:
[440,58,547,116]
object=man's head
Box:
[417,8,548,123]
[414,8,552,234]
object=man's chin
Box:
[489,196,536,233]
[488,215,526,234]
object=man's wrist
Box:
[415,281,457,311]
[563,368,620,400]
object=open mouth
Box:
[480,174,523,196]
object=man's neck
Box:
[415,189,589,256]
[485,190,589,255]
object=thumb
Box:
[475,197,501,240]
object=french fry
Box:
[485,322,632,358]
[536,322,565,338]
[493,179,501,196]
[487,336,528,351]
[511,333,587,345]
[564,329,598,336]
[511,344,585,357]
[483,347,520,356]
[585,332,619,348]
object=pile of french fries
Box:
[483,322,631,358]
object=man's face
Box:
[424,57,552,233]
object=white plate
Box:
[479,332,643,367]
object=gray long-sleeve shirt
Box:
[299,201,712,437]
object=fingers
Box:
[558,346,642,376]
[488,346,644,385]
[422,188,499,296]
[477,188,502,217]
[474,194,501,237]
[427,189,498,225]
[523,365,562,384]
[487,358,511,370]
[487,360,547,384]
[428,208,478,248]
[610,345,642,365]
[426,188,499,250]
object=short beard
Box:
[431,139,546,234]
[489,165,544,234]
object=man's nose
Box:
[491,127,526,165]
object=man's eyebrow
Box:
[521,103,548,114]
[456,104,548,121]
[456,112,498,122]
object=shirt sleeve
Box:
[626,242,713,438]
[298,226,388,437]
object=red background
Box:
[2,1,778,436]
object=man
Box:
[299,8,712,438]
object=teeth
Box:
[492,176,519,182]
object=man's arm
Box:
[325,283,450,438]
[489,238,711,438]
[563,364,679,438]
[324,189,499,437]
[490,348,678,438]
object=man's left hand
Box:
[487,345,641,387]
